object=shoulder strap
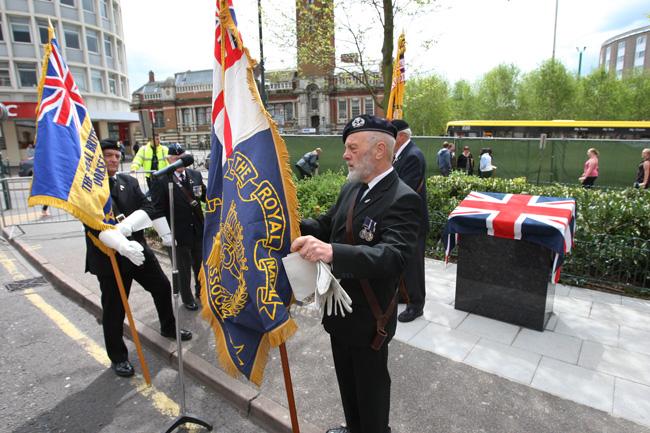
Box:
[171,174,204,224]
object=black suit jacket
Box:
[84,173,156,277]
[393,139,429,231]
[149,168,206,247]
[300,171,420,346]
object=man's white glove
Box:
[316,261,352,317]
[98,229,145,266]
[152,216,173,247]
[115,209,152,237]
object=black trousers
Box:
[330,336,391,433]
[98,256,175,364]
[174,237,203,304]
[582,176,597,188]
[404,226,427,311]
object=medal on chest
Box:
[359,216,377,242]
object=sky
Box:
[121,0,650,92]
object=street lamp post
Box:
[552,0,559,60]
[576,46,586,78]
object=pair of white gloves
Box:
[97,209,172,266]
[315,261,353,317]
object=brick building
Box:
[130,0,384,147]
[600,24,649,78]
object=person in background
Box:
[149,143,207,311]
[26,143,35,158]
[391,119,428,323]
[479,148,496,178]
[578,148,599,188]
[634,148,650,189]
[456,146,474,175]
[437,142,452,176]
[130,135,169,186]
[295,147,322,179]
[448,142,456,169]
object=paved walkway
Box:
[391,260,650,427]
[6,220,650,432]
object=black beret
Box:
[100,139,119,151]
[167,143,185,155]
[392,119,409,132]
[342,114,397,143]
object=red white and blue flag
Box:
[444,191,576,282]
[199,0,299,386]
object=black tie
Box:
[355,183,369,205]
[109,177,116,191]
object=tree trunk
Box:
[381,0,394,111]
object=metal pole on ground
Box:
[279,342,300,433]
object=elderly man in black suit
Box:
[291,115,420,433]
[84,140,192,378]
[149,143,207,311]
[391,119,429,322]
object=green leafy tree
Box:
[623,70,650,120]
[450,80,477,120]
[574,68,629,120]
[518,59,576,119]
[403,74,451,135]
[475,64,520,119]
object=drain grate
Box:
[5,276,48,292]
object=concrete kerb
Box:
[3,228,321,433]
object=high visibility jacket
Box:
[130,142,169,176]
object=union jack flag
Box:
[444,191,576,282]
[37,32,86,130]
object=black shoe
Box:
[111,360,134,377]
[184,302,198,311]
[398,307,423,323]
[325,428,349,433]
[161,329,193,341]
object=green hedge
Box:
[296,171,650,294]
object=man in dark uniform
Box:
[149,143,206,311]
[291,115,420,433]
[391,119,429,322]
[85,139,192,378]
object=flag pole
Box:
[107,249,152,385]
[279,343,300,433]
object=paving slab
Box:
[465,339,541,385]
[579,341,650,387]
[618,326,650,357]
[456,313,521,345]
[553,313,619,346]
[613,378,650,428]
[512,328,583,364]
[590,302,650,332]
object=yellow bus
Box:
[446,120,650,139]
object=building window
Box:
[104,36,113,57]
[64,29,81,49]
[364,97,374,115]
[61,0,75,6]
[604,46,611,71]
[154,111,165,128]
[82,0,94,12]
[338,99,347,121]
[284,102,294,120]
[635,35,646,68]
[0,20,4,41]
[91,69,104,93]
[70,67,87,91]
[100,0,109,19]
[16,63,38,87]
[350,98,360,117]
[86,30,99,53]
[182,108,192,125]
[38,22,50,44]
[108,76,117,95]
[0,62,11,87]
[196,107,209,125]
[11,22,32,43]
[616,41,625,77]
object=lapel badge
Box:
[119,184,125,191]
[359,216,377,242]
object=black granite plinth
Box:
[455,234,555,331]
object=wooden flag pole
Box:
[279,343,300,433]
[107,249,152,385]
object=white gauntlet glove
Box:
[115,209,152,237]
[152,217,173,247]
[98,229,145,266]
[316,261,352,317]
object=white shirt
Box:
[361,166,394,200]
[393,139,411,162]
[480,153,493,172]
